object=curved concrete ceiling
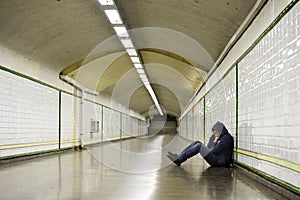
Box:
[0,0,258,117]
[116,0,257,61]
[129,84,181,117]
[66,49,204,91]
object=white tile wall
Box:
[239,154,300,188]
[193,99,204,142]
[179,70,235,145]
[205,69,236,144]
[121,114,132,137]
[176,0,299,190]
[61,93,80,148]
[179,115,187,138]
[187,111,193,140]
[141,120,148,136]
[111,110,121,138]
[238,3,300,187]
[103,107,112,140]
[102,107,147,140]
[132,118,139,137]
[0,69,148,157]
[0,69,59,157]
[82,100,102,145]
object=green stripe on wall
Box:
[236,148,300,173]
[234,161,300,195]
[235,63,239,161]
[0,147,74,161]
[0,65,74,96]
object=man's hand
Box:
[213,136,218,143]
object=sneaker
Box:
[167,154,181,166]
[168,151,178,157]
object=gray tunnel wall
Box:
[178,1,300,192]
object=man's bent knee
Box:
[193,141,202,145]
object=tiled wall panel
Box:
[187,111,193,140]
[238,3,300,187]
[61,93,80,148]
[205,69,236,144]
[193,99,204,142]
[121,114,132,138]
[0,70,59,157]
[132,118,139,137]
[82,100,102,145]
[179,116,187,138]
[103,107,112,140]
[111,110,121,138]
[0,69,147,157]
[141,121,148,136]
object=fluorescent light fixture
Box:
[99,2,163,116]
[130,56,140,63]
[148,89,156,99]
[139,74,147,81]
[134,64,142,69]
[155,103,163,115]
[120,39,134,48]
[126,49,137,56]
[142,80,148,84]
[145,82,163,115]
[137,69,145,74]
[104,10,123,24]
[114,26,129,38]
[98,0,114,5]
[156,104,163,115]
[145,84,151,91]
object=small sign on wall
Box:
[90,119,99,133]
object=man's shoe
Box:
[168,151,178,157]
[167,154,181,166]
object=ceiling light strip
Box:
[98,0,163,115]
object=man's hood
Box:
[212,121,228,136]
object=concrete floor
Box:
[0,133,287,200]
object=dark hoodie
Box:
[204,121,234,167]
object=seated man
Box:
[167,121,234,167]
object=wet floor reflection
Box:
[0,133,287,200]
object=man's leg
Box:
[199,144,211,158]
[179,141,201,154]
[177,141,202,163]
[168,141,201,157]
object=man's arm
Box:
[207,135,216,149]
[211,136,230,154]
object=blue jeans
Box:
[177,141,211,163]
